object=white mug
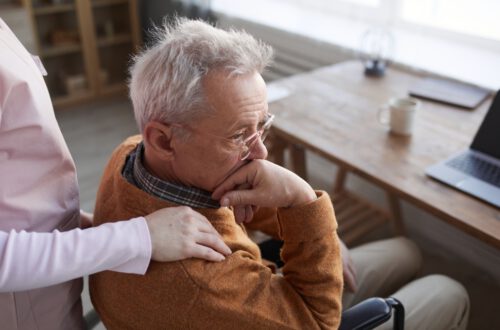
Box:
[378,97,420,136]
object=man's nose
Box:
[248,137,268,160]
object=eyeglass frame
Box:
[169,113,275,161]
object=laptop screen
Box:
[470,90,500,159]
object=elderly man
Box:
[90,18,342,329]
[91,19,469,329]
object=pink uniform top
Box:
[0,18,151,329]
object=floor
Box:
[56,96,500,330]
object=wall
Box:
[217,15,353,81]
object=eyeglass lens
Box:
[239,114,274,160]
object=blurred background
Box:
[2,0,499,107]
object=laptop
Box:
[426,90,500,208]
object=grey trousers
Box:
[342,237,470,330]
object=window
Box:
[271,0,384,21]
[210,0,499,89]
[270,0,500,47]
[401,0,500,42]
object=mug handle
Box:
[377,106,390,125]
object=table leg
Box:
[269,135,287,167]
[290,144,307,180]
[386,192,406,236]
[333,167,348,194]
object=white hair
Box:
[129,18,274,133]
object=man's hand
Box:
[212,159,316,210]
[233,204,257,223]
[230,183,258,223]
[340,239,357,292]
[145,206,232,262]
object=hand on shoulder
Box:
[145,206,232,262]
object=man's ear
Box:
[143,121,176,161]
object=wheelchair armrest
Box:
[339,297,396,330]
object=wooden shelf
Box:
[99,82,127,96]
[26,0,140,108]
[96,33,131,47]
[52,90,94,108]
[92,0,128,8]
[40,44,81,57]
[34,3,75,15]
[0,4,24,10]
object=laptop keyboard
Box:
[447,153,500,188]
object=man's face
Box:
[170,70,269,192]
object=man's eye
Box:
[231,132,246,142]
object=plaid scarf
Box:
[122,142,220,209]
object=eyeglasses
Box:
[238,113,275,160]
[171,113,275,161]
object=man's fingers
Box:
[212,165,254,199]
[218,189,259,207]
[212,179,240,200]
[233,205,246,223]
[243,205,254,223]
[248,205,259,222]
[233,204,255,223]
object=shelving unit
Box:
[92,0,128,8]
[23,0,140,108]
[96,33,131,47]
[89,0,140,95]
[40,44,82,57]
[32,3,74,14]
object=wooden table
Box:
[267,60,500,249]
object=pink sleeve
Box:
[0,217,151,292]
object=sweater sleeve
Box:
[0,217,151,292]
[244,206,280,239]
[190,191,343,330]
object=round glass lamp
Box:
[359,28,395,77]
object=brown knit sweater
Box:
[90,135,343,330]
